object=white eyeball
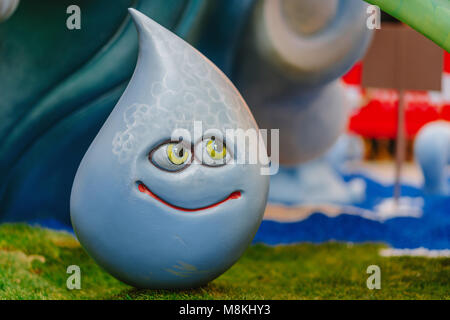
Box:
[150,141,192,172]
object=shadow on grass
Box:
[116,283,221,300]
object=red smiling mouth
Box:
[137,182,241,212]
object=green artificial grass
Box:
[0,224,448,300]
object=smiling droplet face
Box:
[70,9,269,289]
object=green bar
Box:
[365,0,450,51]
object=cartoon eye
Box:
[196,137,231,167]
[150,142,191,172]
[167,143,189,165]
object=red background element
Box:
[343,51,449,139]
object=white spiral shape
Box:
[259,0,372,77]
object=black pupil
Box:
[178,148,184,158]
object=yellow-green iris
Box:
[206,139,226,160]
[167,143,189,165]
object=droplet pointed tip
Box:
[128,8,166,38]
[128,8,147,30]
[127,7,141,17]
